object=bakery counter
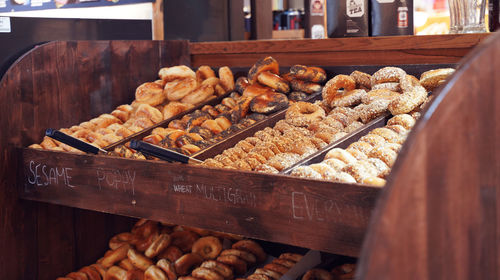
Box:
[19,146,379,258]
[2,33,498,279]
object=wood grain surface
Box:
[20,148,380,258]
[357,32,500,280]
[0,40,189,278]
[190,34,489,67]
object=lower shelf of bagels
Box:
[56,218,358,280]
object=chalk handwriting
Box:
[27,160,75,188]
[291,191,342,222]
[96,168,136,194]
[171,183,257,207]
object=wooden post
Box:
[152,0,165,40]
[251,0,273,39]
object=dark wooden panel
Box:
[0,40,190,278]
[0,54,37,279]
[357,32,500,280]
[164,0,230,42]
[251,0,273,40]
[229,0,245,41]
[20,148,380,257]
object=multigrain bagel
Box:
[285,101,325,127]
[322,75,356,107]
[248,57,280,84]
[419,68,455,91]
[370,67,406,86]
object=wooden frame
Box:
[0,33,497,279]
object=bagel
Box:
[90,264,107,279]
[135,104,164,124]
[271,258,296,268]
[322,75,356,107]
[126,269,145,280]
[419,68,455,91]
[158,246,183,262]
[361,88,400,104]
[243,83,276,99]
[257,71,290,93]
[119,258,136,271]
[290,79,322,94]
[159,66,196,82]
[192,267,225,280]
[201,120,224,135]
[165,77,198,101]
[109,232,136,250]
[231,240,266,263]
[145,233,172,258]
[163,102,194,120]
[371,82,401,92]
[350,70,372,89]
[174,253,204,276]
[157,259,177,280]
[235,77,250,94]
[127,248,154,271]
[278,253,303,263]
[329,89,367,107]
[387,113,415,129]
[136,82,167,106]
[196,66,216,84]
[145,265,168,280]
[301,269,333,280]
[216,255,247,275]
[100,243,131,268]
[388,84,427,115]
[289,65,326,83]
[201,77,221,88]
[66,272,89,280]
[220,249,256,264]
[192,236,223,260]
[288,91,309,101]
[103,266,127,280]
[219,66,235,92]
[77,266,101,280]
[263,263,289,275]
[285,101,325,127]
[371,67,406,86]
[200,261,233,280]
[254,269,282,280]
[181,84,215,105]
[331,264,356,280]
[248,57,280,84]
[250,92,289,114]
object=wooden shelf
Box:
[1,33,498,279]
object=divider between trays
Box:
[280,114,391,174]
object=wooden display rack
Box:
[0,33,498,279]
